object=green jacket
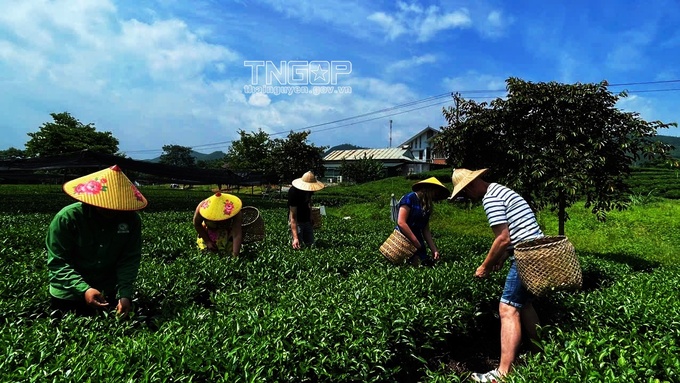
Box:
[46,202,142,301]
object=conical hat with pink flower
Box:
[198,192,242,221]
[63,165,147,211]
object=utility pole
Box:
[453,92,461,125]
[389,119,392,147]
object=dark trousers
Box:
[290,221,315,246]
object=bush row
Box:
[1,189,678,382]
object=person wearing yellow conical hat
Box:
[193,192,243,256]
[288,171,324,249]
[448,168,544,382]
[395,177,449,266]
[46,165,147,318]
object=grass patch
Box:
[537,200,680,265]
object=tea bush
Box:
[0,182,678,382]
[626,167,680,199]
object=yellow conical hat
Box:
[198,192,242,221]
[63,165,147,211]
[412,177,450,201]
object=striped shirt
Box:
[482,183,543,248]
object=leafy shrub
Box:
[1,183,678,382]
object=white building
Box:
[400,126,447,165]
[323,147,430,183]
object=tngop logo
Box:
[244,60,352,86]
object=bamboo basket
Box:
[514,236,582,297]
[379,229,417,265]
[241,206,265,244]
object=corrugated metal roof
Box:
[400,126,440,147]
[324,148,423,161]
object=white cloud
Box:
[368,3,472,42]
[418,7,471,42]
[346,77,417,103]
[0,41,47,80]
[3,0,675,159]
[253,0,374,37]
[248,93,272,107]
[0,0,118,48]
[478,10,512,39]
[397,2,424,14]
[0,0,250,154]
[253,0,476,43]
[386,54,437,73]
[367,12,406,40]
[118,19,239,80]
[616,94,655,118]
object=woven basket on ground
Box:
[514,235,582,297]
[241,206,265,244]
[379,229,417,265]
[311,207,322,229]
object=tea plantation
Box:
[1,170,679,382]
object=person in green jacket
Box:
[46,165,147,317]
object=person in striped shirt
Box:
[448,168,544,382]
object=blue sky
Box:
[1,0,679,159]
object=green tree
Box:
[0,147,27,160]
[159,145,196,168]
[270,131,327,184]
[196,158,225,170]
[339,153,385,184]
[433,78,676,235]
[224,129,275,180]
[25,112,119,157]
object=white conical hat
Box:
[448,168,488,200]
[292,171,325,192]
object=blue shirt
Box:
[396,192,430,254]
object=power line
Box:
[181,97,471,153]
[124,93,460,154]
[123,80,680,154]
[262,92,455,137]
[626,88,680,94]
[609,79,680,87]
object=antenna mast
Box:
[389,119,393,148]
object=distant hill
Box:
[325,143,366,155]
[145,150,226,163]
[657,135,680,158]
